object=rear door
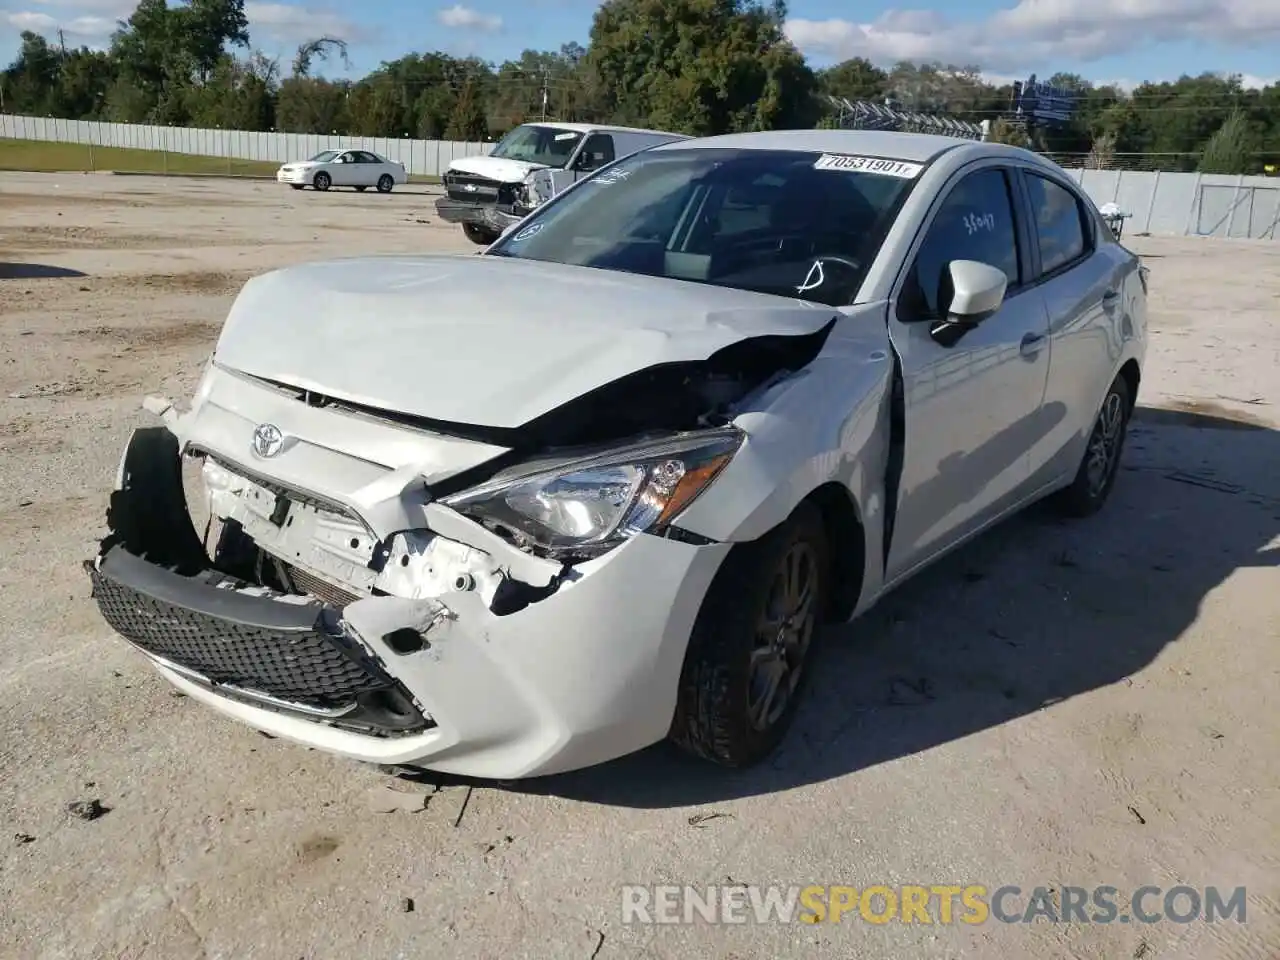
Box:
[885,162,1052,580]
[1014,167,1128,489]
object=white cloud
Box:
[785,0,1280,72]
[245,3,363,45]
[3,9,118,40]
[4,1,363,49]
[436,4,502,31]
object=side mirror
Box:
[929,260,1007,346]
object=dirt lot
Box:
[1,172,1277,960]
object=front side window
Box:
[575,134,615,172]
[487,148,918,307]
[1025,173,1087,274]
[901,168,1020,319]
[489,125,585,168]
[308,151,338,163]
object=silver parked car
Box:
[88,130,1147,779]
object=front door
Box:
[885,164,1052,581]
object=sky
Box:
[2,0,1278,91]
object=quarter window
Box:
[1025,173,1087,274]
[902,168,1021,319]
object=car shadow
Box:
[395,406,1279,806]
[0,262,87,280]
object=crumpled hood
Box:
[447,155,547,183]
[213,255,838,430]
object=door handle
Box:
[1102,289,1120,303]
[1019,332,1045,359]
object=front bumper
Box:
[434,197,521,233]
[87,428,731,779]
[276,168,310,184]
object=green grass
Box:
[0,137,280,176]
[0,138,440,182]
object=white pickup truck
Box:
[435,122,688,244]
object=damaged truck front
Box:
[85,252,867,779]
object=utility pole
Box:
[540,68,549,121]
[57,28,67,56]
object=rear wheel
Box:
[313,171,331,192]
[671,503,829,767]
[462,222,498,246]
[377,174,395,193]
[1053,374,1132,517]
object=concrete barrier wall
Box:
[3,113,1279,237]
[0,113,492,177]
[1062,167,1280,240]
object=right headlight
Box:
[522,169,554,208]
[440,428,743,558]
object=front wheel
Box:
[313,171,331,192]
[670,502,830,767]
[462,222,498,246]
[376,174,395,193]
[1053,374,1133,517]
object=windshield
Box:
[487,148,919,306]
[308,151,338,162]
[488,125,584,168]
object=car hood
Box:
[447,155,547,183]
[281,160,318,169]
[213,255,838,432]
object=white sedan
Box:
[88,130,1147,780]
[275,149,407,193]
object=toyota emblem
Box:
[251,423,284,459]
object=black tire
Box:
[376,174,395,193]
[670,502,830,767]
[355,185,368,192]
[289,184,304,191]
[462,222,498,246]
[313,171,331,192]
[1053,374,1133,517]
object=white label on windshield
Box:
[813,154,923,178]
[554,132,578,140]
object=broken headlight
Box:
[441,428,743,557]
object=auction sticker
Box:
[813,154,923,178]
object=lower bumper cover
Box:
[434,197,519,232]
[87,545,428,734]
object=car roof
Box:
[521,121,690,139]
[652,129,986,163]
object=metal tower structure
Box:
[826,96,985,141]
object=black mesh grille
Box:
[88,563,390,711]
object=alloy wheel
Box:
[747,541,819,731]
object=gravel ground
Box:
[1,172,1277,960]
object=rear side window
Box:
[1025,173,1088,274]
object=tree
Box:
[584,0,818,135]
[1198,109,1256,174]
[446,81,488,140]
[817,57,887,103]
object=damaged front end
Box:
[85,425,567,739]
